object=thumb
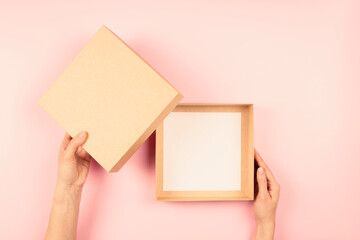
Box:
[64,131,88,159]
[257,167,269,198]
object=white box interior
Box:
[163,112,242,191]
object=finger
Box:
[254,149,280,200]
[60,133,72,151]
[77,146,92,162]
[64,131,88,159]
[254,148,277,182]
[268,180,281,200]
[254,148,269,169]
[256,167,269,198]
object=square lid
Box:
[39,25,183,172]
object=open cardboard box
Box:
[38,25,254,201]
[156,104,254,201]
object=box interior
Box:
[156,104,254,201]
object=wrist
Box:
[53,181,83,206]
[254,219,275,240]
[256,220,275,230]
[46,179,83,240]
[256,217,276,228]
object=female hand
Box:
[45,131,92,240]
[57,131,92,188]
[252,149,280,240]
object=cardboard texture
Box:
[39,25,183,172]
[156,104,254,201]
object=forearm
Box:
[252,220,275,240]
[45,182,83,240]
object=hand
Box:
[57,131,92,189]
[252,149,280,240]
[45,131,92,240]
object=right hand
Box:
[253,149,280,227]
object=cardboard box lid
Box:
[38,25,183,172]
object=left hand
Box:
[45,131,92,240]
[57,131,92,188]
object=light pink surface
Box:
[1,1,359,239]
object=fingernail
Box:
[258,167,264,174]
[77,131,87,139]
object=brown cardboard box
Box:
[39,25,183,172]
[156,104,254,201]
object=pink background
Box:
[1,0,359,239]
